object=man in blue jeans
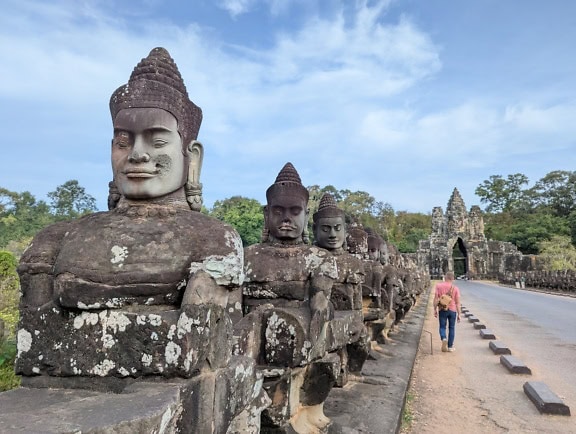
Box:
[433,272,461,352]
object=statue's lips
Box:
[123,169,158,178]
[278,225,297,231]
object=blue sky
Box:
[1,0,575,214]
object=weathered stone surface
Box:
[489,341,511,355]
[3,47,263,434]
[473,322,486,329]
[500,355,531,374]
[244,243,337,304]
[480,329,496,339]
[16,303,231,380]
[417,188,535,280]
[523,381,571,416]
[468,316,480,323]
[0,383,182,433]
[19,210,244,310]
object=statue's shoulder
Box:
[174,211,243,255]
[20,212,106,267]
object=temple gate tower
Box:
[417,188,522,280]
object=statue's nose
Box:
[128,151,150,163]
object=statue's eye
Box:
[114,131,130,148]
[153,139,168,148]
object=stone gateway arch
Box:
[417,188,526,280]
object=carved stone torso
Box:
[331,252,364,310]
[19,202,243,310]
[243,243,337,309]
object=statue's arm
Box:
[18,221,71,309]
[181,226,244,308]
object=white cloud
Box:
[2,0,574,214]
[218,0,258,17]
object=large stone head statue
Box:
[365,227,383,261]
[313,193,346,252]
[346,220,368,258]
[108,47,204,210]
[262,162,310,244]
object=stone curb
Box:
[479,329,496,339]
[489,341,511,355]
[523,381,571,416]
[473,322,486,330]
[500,355,531,375]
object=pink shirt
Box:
[435,281,460,312]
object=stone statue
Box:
[240,163,340,433]
[312,193,368,383]
[12,47,262,433]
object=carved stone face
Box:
[368,246,380,261]
[314,216,346,250]
[266,194,307,241]
[112,108,187,200]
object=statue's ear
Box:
[187,140,204,184]
[185,140,204,211]
[261,205,269,242]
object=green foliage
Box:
[506,212,569,255]
[395,228,430,253]
[0,339,20,391]
[0,251,20,339]
[569,210,576,247]
[0,181,97,251]
[475,173,529,213]
[538,235,576,271]
[529,170,576,217]
[308,185,395,240]
[0,339,16,367]
[0,188,53,248]
[47,180,97,220]
[483,211,517,242]
[0,251,17,278]
[210,196,264,246]
[477,170,576,255]
[401,391,415,430]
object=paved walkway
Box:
[324,290,429,433]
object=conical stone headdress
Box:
[365,227,383,250]
[346,220,368,255]
[313,193,345,222]
[266,162,309,203]
[109,47,202,146]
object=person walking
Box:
[433,271,461,352]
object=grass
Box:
[0,338,20,391]
[400,391,415,431]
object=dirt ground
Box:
[400,287,575,434]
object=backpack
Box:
[437,285,454,311]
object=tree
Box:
[529,170,576,217]
[390,212,432,253]
[0,250,19,337]
[47,180,97,220]
[210,196,264,246]
[483,211,518,242]
[475,173,529,213]
[507,212,570,254]
[0,188,53,248]
[538,235,576,271]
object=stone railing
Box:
[499,270,576,293]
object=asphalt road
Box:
[455,279,576,415]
